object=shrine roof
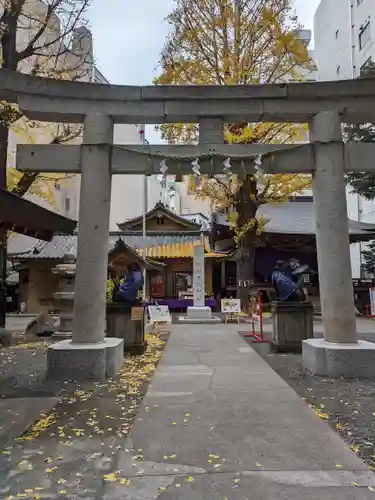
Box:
[117,202,202,231]
[212,197,375,241]
[0,189,76,241]
[8,231,222,261]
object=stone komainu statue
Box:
[271,260,316,302]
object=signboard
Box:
[148,305,172,324]
[221,298,241,314]
[193,244,205,307]
[131,307,144,322]
[370,287,375,316]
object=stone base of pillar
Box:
[51,330,72,340]
[187,306,212,318]
[179,306,222,324]
[46,338,124,381]
[303,338,375,378]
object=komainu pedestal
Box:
[271,301,313,352]
[106,303,146,354]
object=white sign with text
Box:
[148,305,172,324]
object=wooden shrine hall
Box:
[9,202,221,313]
[210,196,375,308]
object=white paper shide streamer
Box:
[191,157,201,179]
[222,157,232,180]
[254,154,266,186]
[159,159,168,187]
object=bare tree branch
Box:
[0,0,91,198]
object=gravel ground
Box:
[0,334,168,498]
[244,334,375,471]
[0,339,86,399]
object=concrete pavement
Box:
[105,324,375,499]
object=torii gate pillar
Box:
[303,110,375,378]
[46,113,124,381]
[182,118,222,324]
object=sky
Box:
[88,0,321,142]
[89,0,321,86]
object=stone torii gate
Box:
[2,70,375,379]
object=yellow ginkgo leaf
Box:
[350,444,360,454]
[316,410,330,420]
[103,473,117,482]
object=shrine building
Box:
[9,197,375,314]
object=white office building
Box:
[314,0,375,278]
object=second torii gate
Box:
[2,70,375,379]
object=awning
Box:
[0,189,77,241]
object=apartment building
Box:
[314,0,375,278]
[314,0,374,80]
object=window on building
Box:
[174,272,193,296]
[359,21,371,50]
[360,57,373,76]
[64,196,70,213]
[150,274,165,298]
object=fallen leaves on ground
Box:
[315,409,330,420]
[17,413,57,441]
[6,486,44,499]
[350,444,361,454]
[0,333,166,496]
[15,334,165,444]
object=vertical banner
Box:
[370,287,375,316]
[193,244,205,307]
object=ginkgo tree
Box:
[155,0,314,307]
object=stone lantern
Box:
[52,251,76,339]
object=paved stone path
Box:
[106,324,375,499]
